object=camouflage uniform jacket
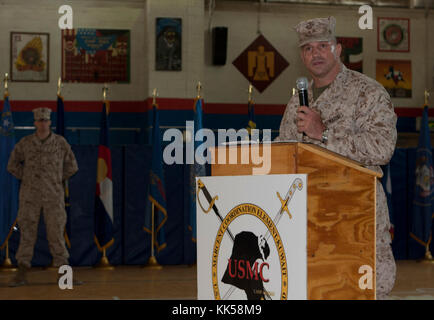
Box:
[276,64,397,244]
[7,132,78,205]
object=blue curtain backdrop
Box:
[1,145,199,266]
[0,145,431,265]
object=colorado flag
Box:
[94,101,114,251]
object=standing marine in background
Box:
[7,107,79,287]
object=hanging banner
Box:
[62,29,130,83]
[156,17,182,71]
[336,36,363,74]
[232,34,289,93]
[376,59,412,98]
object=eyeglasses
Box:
[301,42,333,55]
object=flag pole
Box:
[94,83,115,270]
[0,241,17,272]
[152,88,157,105]
[248,83,252,102]
[417,236,434,263]
[417,90,434,263]
[145,88,162,269]
[4,73,9,96]
[144,202,162,269]
[57,77,62,97]
[423,241,433,261]
[46,78,67,270]
[0,74,17,272]
[196,81,202,100]
[59,78,71,250]
[187,82,203,267]
[95,247,115,270]
[246,83,253,140]
[103,83,108,103]
[151,202,155,259]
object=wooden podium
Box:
[210,142,380,300]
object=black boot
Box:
[8,265,29,287]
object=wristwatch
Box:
[321,128,329,144]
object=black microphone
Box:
[296,77,309,138]
[296,77,309,107]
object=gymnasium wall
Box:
[0,0,433,144]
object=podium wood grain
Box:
[298,146,375,300]
[210,143,377,300]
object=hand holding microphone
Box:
[295,77,326,141]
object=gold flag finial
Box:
[248,83,253,102]
[103,83,109,102]
[4,73,9,96]
[196,81,202,99]
[292,87,296,97]
[425,89,430,106]
[57,77,62,96]
[152,88,158,105]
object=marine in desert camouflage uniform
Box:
[275,17,397,299]
[7,107,78,287]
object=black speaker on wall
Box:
[212,27,228,66]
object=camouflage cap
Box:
[294,16,336,47]
[33,107,51,121]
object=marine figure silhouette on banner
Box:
[221,231,271,300]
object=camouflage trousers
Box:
[376,243,396,300]
[376,183,396,300]
[16,200,69,268]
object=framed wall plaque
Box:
[376,59,412,98]
[10,32,49,82]
[156,18,182,71]
[378,17,410,52]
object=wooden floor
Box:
[0,260,432,300]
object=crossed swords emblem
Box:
[197,177,303,300]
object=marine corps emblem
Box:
[196,175,307,300]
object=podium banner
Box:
[196,174,307,300]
